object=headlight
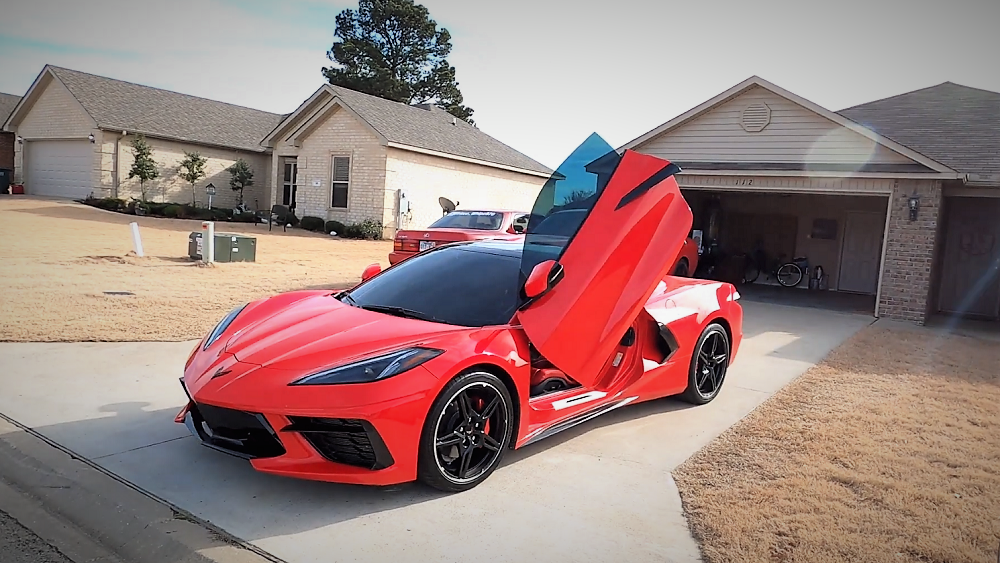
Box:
[203,304,247,350]
[290,347,444,386]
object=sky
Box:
[2,0,999,169]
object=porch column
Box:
[877,180,943,324]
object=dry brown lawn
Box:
[0,197,391,342]
[675,325,1000,563]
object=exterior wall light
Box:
[88,133,96,143]
[16,136,23,144]
[907,194,920,221]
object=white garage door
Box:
[26,140,93,199]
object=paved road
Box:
[0,510,72,563]
[0,300,875,563]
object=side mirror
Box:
[361,263,382,282]
[523,260,564,300]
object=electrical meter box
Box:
[188,232,257,262]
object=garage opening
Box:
[682,190,888,315]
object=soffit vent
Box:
[740,103,771,132]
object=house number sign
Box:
[732,178,754,186]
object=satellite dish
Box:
[438,197,458,215]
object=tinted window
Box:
[521,133,621,282]
[346,246,520,327]
[428,211,504,230]
[532,209,587,236]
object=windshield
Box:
[344,245,520,327]
[428,211,504,230]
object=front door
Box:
[838,211,885,294]
[518,133,692,386]
[282,160,298,210]
[937,197,1000,319]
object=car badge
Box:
[211,367,233,379]
[423,233,431,238]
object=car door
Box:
[518,133,692,386]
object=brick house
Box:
[2,65,550,229]
[261,84,552,237]
[623,76,1000,325]
[0,93,20,173]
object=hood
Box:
[223,293,465,372]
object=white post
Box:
[202,221,215,264]
[129,222,144,257]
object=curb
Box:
[0,413,283,563]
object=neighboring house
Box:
[261,84,551,236]
[621,76,1000,325]
[3,66,281,209]
[2,64,551,234]
[0,93,21,171]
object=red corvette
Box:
[176,135,743,492]
[389,209,530,265]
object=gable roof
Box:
[0,93,21,125]
[265,84,551,176]
[838,82,1000,182]
[8,65,285,153]
[620,76,957,176]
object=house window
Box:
[331,156,350,208]
[282,160,297,209]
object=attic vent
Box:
[740,103,771,132]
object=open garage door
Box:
[26,140,93,199]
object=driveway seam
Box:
[91,435,191,460]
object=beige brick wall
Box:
[113,135,270,210]
[385,148,546,232]
[289,107,387,225]
[11,75,101,190]
[878,179,943,323]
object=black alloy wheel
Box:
[418,371,513,492]
[680,323,730,405]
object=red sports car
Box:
[389,209,529,265]
[176,136,743,492]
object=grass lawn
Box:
[674,324,1000,563]
[0,197,391,342]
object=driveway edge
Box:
[0,413,282,563]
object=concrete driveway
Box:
[0,301,874,563]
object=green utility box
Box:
[188,232,257,263]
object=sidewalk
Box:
[0,414,277,563]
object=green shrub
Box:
[210,208,230,221]
[300,216,326,232]
[324,220,346,235]
[342,218,383,240]
[146,202,171,216]
[84,197,127,212]
[233,212,258,223]
[162,205,181,218]
[193,208,215,221]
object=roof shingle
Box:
[0,93,21,125]
[48,66,285,153]
[326,85,551,174]
[838,82,1000,179]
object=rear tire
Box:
[673,258,689,277]
[776,263,803,287]
[417,371,513,492]
[679,323,730,405]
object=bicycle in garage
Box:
[742,250,810,288]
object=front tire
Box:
[417,371,513,492]
[679,323,730,405]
